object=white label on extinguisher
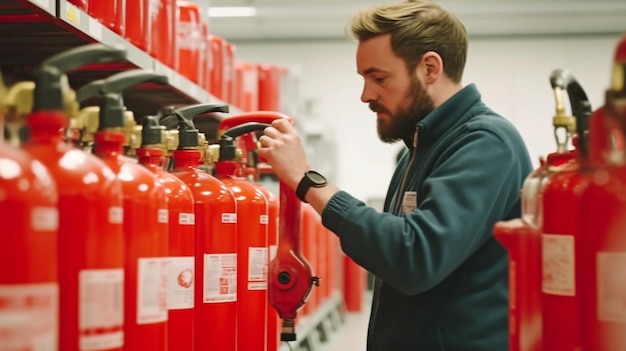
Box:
[179,213,195,225]
[542,234,576,296]
[79,269,124,350]
[597,252,626,322]
[0,283,58,351]
[158,209,169,224]
[260,214,269,225]
[148,0,159,17]
[248,247,268,291]
[31,207,59,231]
[137,258,169,324]
[167,256,194,310]
[222,213,237,223]
[269,245,278,260]
[203,253,237,303]
[108,206,123,224]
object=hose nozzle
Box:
[280,318,296,342]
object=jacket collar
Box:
[403,83,482,148]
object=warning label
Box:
[248,247,268,291]
[79,269,124,350]
[542,234,576,296]
[204,253,237,303]
[597,252,626,322]
[0,283,58,351]
[137,258,169,324]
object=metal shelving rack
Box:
[0,0,232,138]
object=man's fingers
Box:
[272,119,294,133]
[263,126,280,138]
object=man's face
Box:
[356,34,434,143]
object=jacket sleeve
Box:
[321,128,526,295]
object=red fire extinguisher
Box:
[257,63,282,112]
[234,60,259,112]
[209,35,226,101]
[176,0,203,84]
[88,0,123,35]
[218,121,318,342]
[0,131,60,349]
[167,103,238,351]
[217,112,293,351]
[149,0,177,69]
[124,0,149,51]
[77,69,171,351]
[137,115,196,351]
[540,69,593,351]
[20,43,127,351]
[492,68,585,351]
[259,171,281,351]
[577,34,626,351]
[213,124,270,351]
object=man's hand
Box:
[258,119,310,191]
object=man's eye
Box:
[373,77,386,83]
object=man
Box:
[258,1,533,350]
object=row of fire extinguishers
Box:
[493,33,626,351]
[0,43,322,351]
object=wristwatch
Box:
[296,170,328,203]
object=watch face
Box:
[307,170,327,185]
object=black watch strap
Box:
[296,170,327,203]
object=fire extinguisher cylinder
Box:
[138,114,196,351]
[81,68,172,351]
[168,102,240,351]
[23,43,128,351]
[218,120,317,342]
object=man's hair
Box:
[348,0,468,83]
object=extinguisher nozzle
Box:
[280,319,297,341]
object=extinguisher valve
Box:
[311,276,321,286]
[280,319,297,342]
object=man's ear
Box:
[421,51,443,84]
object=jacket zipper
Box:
[369,126,419,347]
[393,127,420,214]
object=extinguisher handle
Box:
[174,103,230,123]
[222,122,270,139]
[550,68,591,114]
[42,43,127,75]
[550,68,592,156]
[76,79,106,103]
[98,69,169,95]
[33,43,127,112]
[218,111,293,133]
[76,69,169,102]
[217,122,271,162]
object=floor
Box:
[318,292,371,351]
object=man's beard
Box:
[370,77,434,144]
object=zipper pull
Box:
[412,127,419,148]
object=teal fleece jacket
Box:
[321,84,533,351]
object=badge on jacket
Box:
[401,191,417,214]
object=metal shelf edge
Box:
[24,0,55,16]
[56,0,224,107]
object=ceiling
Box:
[202,0,626,43]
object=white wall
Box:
[233,34,623,202]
